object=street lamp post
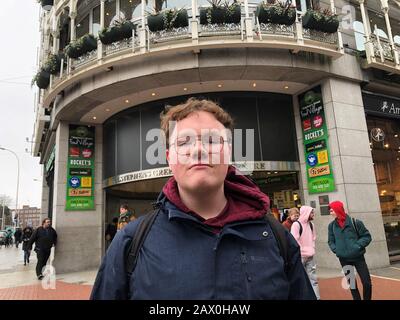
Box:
[0,147,20,230]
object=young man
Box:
[117,204,136,230]
[28,218,57,280]
[328,201,372,300]
[91,98,315,300]
[282,207,300,231]
[291,206,320,299]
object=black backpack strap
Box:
[309,221,314,233]
[265,214,290,274]
[295,220,303,236]
[126,209,160,276]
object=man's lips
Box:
[189,164,212,169]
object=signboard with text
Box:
[66,125,95,210]
[298,86,335,194]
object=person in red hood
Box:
[91,98,316,300]
[328,201,372,300]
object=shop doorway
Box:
[367,115,400,260]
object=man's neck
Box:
[178,184,227,220]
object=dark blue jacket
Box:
[91,197,316,300]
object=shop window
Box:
[367,115,400,257]
[76,14,90,38]
[93,5,101,35]
[353,21,365,51]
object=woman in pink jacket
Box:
[291,206,320,300]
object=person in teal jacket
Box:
[328,201,372,300]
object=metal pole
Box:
[0,147,20,231]
[1,199,5,230]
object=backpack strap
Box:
[264,214,290,274]
[125,209,160,276]
[351,218,360,239]
[309,221,314,233]
[295,220,303,237]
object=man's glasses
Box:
[170,134,230,155]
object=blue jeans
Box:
[24,250,31,264]
[302,256,320,300]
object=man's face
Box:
[290,213,299,222]
[329,208,337,218]
[120,207,128,215]
[309,210,315,221]
[166,111,231,195]
[43,220,51,228]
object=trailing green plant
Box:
[200,0,241,25]
[256,0,296,25]
[147,8,189,32]
[65,34,98,59]
[99,20,136,45]
[32,69,50,89]
[31,52,66,89]
[302,7,339,33]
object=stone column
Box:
[294,78,390,270]
[51,122,104,274]
[41,168,49,222]
[70,11,77,41]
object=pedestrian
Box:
[291,205,320,300]
[328,201,372,300]
[105,217,118,250]
[91,97,316,300]
[28,218,58,280]
[117,205,136,230]
[22,226,33,265]
[282,207,300,231]
[14,228,22,249]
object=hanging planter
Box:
[148,12,166,32]
[32,69,50,89]
[200,0,241,25]
[302,9,339,33]
[99,20,136,45]
[65,34,98,59]
[256,2,296,26]
[147,9,189,32]
[43,53,65,75]
[40,0,54,11]
[225,3,241,24]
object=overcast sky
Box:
[0,1,42,209]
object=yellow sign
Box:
[308,165,331,178]
[68,188,92,197]
[317,150,328,164]
[81,177,92,188]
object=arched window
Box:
[374,28,388,39]
[393,35,400,46]
[353,20,365,51]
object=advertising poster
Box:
[298,86,335,194]
[66,125,95,210]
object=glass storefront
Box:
[367,115,400,257]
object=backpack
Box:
[125,210,291,277]
[294,220,313,237]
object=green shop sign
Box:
[66,125,95,210]
[298,86,335,194]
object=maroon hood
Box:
[162,165,270,229]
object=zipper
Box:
[240,251,251,299]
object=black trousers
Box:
[36,250,51,277]
[339,257,372,300]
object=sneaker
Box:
[38,275,44,280]
[24,263,26,266]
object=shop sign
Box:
[298,86,336,194]
[45,146,56,173]
[66,125,95,210]
[363,92,400,119]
